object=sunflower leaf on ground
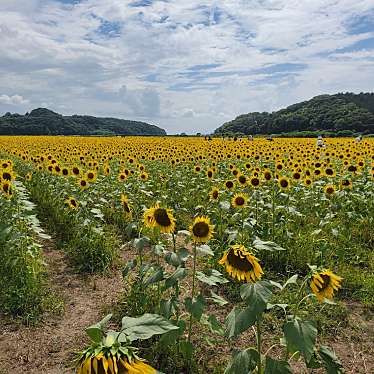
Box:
[319,345,344,374]
[196,244,214,256]
[224,348,259,374]
[264,356,292,374]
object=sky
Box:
[0,0,374,134]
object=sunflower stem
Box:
[256,318,262,374]
[187,244,197,345]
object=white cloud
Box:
[0,0,373,133]
[0,94,29,105]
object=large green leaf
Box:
[240,280,273,306]
[143,267,164,287]
[164,267,187,289]
[196,269,229,286]
[185,293,206,321]
[253,238,286,252]
[121,313,179,342]
[224,348,259,374]
[283,318,317,362]
[264,357,292,374]
[319,345,344,374]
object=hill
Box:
[0,108,166,136]
[214,92,374,136]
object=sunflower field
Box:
[0,136,373,373]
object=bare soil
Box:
[0,239,123,374]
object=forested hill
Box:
[0,108,166,136]
[214,93,374,136]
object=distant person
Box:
[266,135,273,141]
[316,135,324,147]
[248,135,253,141]
[355,135,362,143]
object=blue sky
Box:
[0,0,373,134]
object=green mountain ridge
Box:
[214,92,374,136]
[0,108,166,136]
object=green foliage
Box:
[0,108,166,136]
[215,92,374,135]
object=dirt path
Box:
[0,239,123,374]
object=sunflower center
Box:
[280,179,288,188]
[238,175,246,184]
[251,178,260,186]
[3,172,11,180]
[154,208,171,227]
[235,197,245,206]
[192,222,209,237]
[212,190,218,199]
[123,202,130,213]
[227,249,253,272]
[70,199,77,207]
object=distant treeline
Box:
[0,108,166,136]
[214,93,374,136]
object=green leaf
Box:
[202,314,225,336]
[283,318,317,362]
[319,345,344,374]
[264,357,292,374]
[86,314,112,343]
[196,269,229,286]
[209,291,228,306]
[282,274,298,290]
[224,348,259,374]
[160,320,185,346]
[164,251,182,267]
[196,244,214,256]
[122,259,137,277]
[253,238,286,252]
[185,294,206,321]
[134,236,150,250]
[240,280,273,306]
[143,267,164,287]
[121,313,179,342]
[179,340,194,360]
[164,267,186,289]
[159,297,177,319]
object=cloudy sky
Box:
[0,0,373,134]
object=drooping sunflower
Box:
[310,269,342,302]
[209,187,220,201]
[143,204,176,233]
[77,353,156,374]
[231,193,248,208]
[219,244,263,282]
[120,194,132,216]
[190,216,214,243]
[65,196,78,210]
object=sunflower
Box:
[231,193,248,208]
[190,216,214,243]
[61,167,70,177]
[143,204,176,233]
[120,194,132,216]
[139,172,148,181]
[118,172,127,182]
[1,170,14,181]
[219,244,263,282]
[310,269,342,302]
[86,170,97,182]
[224,180,235,190]
[71,165,81,177]
[237,174,248,186]
[263,169,272,181]
[78,178,89,191]
[278,176,290,190]
[65,197,78,210]
[206,169,214,179]
[340,179,352,190]
[249,176,261,188]
[303,177,313,188]
[324,184,336,196]
[77,354,156,374]
[209,187,220,201]
[25,172,32,181]
[1,181,13,198]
